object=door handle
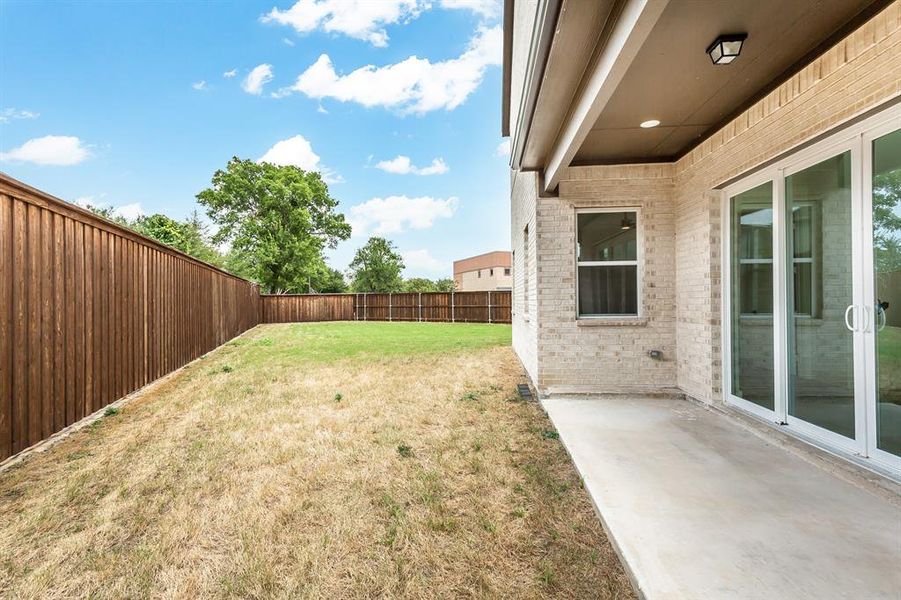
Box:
[844,305,855,332]
[861,305,870,333]
[876,303,887,332]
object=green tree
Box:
[196,158,351,293]
[132,212,225,267]
[85,206,225,267]
[403,277,438,292]
[434,278,456,292]
[312,264,348,293]
[133,214,183,247]
[83,204,132,227]
[179,211,224,266]
[349,237,405,292]
[874,169,901,272]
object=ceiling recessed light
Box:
[640,120,660,128]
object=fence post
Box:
[364,293,368,321]
[389,293,392,322]
[418,292,422,322]
[451,291,455,323]
[488,291,492,324]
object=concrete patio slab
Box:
[543,396,901,600]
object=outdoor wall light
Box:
[620,215,633,230]
[640,119,660,128]
[706,34,747,65]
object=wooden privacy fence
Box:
[0,174,261,461]
[0,173,512,462]
[261,291,512,324]
[261,293,353,322]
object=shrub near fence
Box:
[0,174,261,461]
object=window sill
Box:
[576,317,647,327]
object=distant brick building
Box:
[453,251,512,291]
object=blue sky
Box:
[0,0,511,278]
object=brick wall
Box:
[511,3,901,401]
[538,164,677,394]
[673,2,901,403]
[511,169,539,383]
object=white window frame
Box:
[735,199,821,318]
[575,207,642,319]
[721,101,901,477]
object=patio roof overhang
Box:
[504,0,889,193]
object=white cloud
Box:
[0,135,91,166]
[349,195,458,236]
[440,0,501,18]
[282,37,295,46]
[223,69,238,78]
[274,24,502,113]
[0,108,40,124]
[73,195,98,208]
[257,134,342,184]
[402,248,448,273]
[495,139,510,157]
[192,80,208,90]
[316,104,328,114]
[113,202,145,221]
[376,155,448,176]
[242,64,274,95]
[72,195,142,221]
[261,0,424,47]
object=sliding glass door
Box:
[724,105,901,474]
[784,149,860,445]
[866,126,901,464]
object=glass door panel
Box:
[872,128,901,457]
[785,151,856,439]
[729,182,775,410]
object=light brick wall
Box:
[458,268,513,291]
[509,3,901,401]
[538,164,677,394]
[511,169,539,383]
[673,2,901,403]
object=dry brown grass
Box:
[0,323,633,599]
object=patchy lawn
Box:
[0,322,633,599]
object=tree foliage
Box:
[874,169,901,272]
[314,266,348,293]
[84,206,224,267]
[403,277,438,292]
[196,158,351,293]
[402,277,456,292]
[349,237,405,292]
[434,278,456,292]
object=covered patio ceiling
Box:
[575,0,880,164]
[516,0,888,190]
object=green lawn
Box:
[0,321,632,599]
[236,321,513,365]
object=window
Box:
[523,225,529,314]
[576,210,639,316]
[504,268,511,276]
[477,270,481,278]
[787,202,822,318]
[490,268,494,276]
[734,192,774,315]
[733,196,821,317]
